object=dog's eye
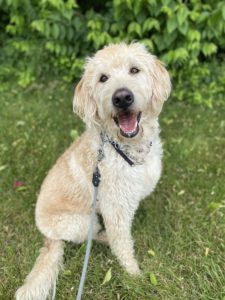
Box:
[99,74,108,83]
[130,67,140,74]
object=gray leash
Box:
[75,166,101,300]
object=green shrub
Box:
[0,0,88,87]
[0,0,225,106]
[171,60,225,108]
[101,0,225,66]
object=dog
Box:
[15,42,171,300]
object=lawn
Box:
[0,81,225,300]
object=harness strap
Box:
[108,140,134,166]
[101,132,152,167]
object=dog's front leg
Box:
[101,203,140,275]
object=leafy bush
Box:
[171,60,225,108]
[0,0,88,87]
[96,0,225,65]
[0,0,225,106]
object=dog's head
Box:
[73,43,171,140]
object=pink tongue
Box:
[118,113,137,133]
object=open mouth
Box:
[113,111,142,138]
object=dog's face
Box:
[73,43,171,140]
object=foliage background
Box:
[0,0,225,106]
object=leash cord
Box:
[75,167,101,300]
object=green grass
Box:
[0,81,225,300]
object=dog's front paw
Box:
[15,284,33,300]
[125,260,141,276]
[15,282,50,300]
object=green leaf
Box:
[167,17,177,34]
[205,247,210,256]
[101,268,112,285]
[160,5,172,17]
[187,41,200,51]
[110,23,120,34]
[17,186,29,191]
[128,22,142,37]
[55,43,61,55]
[45,41,54,52]
[187,29,201,42]
[147,0,157,5]
[0,165,7,172]
[52,23,60,39]
[202,43,217,57]
[63,269,72,276]
[133,1,142,16]
[190,11,200,22]
[143,19,160,33]
[198,11,210,23]
[207,201,222,212]
[222,4,225,20]
[148,249,156,257]
[177,5,189,26]
[141,39,154,51]
[44,22,50,38]
[161,0,171,5]
[153,34,167,51]
[177,190,185,196]
[173,48,189,63]
[67,27,74,41]
[149,272,157,286]
[31,20,45,34]
[59,25,66,40]
[162,48,189,65]
[87,31,95,42]
[126,0,132,10]
[73,17,83,31]
[163,30,178,48]
[70,129,79,140]
[178,20,188,35]
[60,45,67,56]
[62,10,73,20]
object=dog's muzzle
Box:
[112,88,142,138]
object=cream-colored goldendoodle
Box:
[16,42,171,300]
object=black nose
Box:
[112,88,134,109]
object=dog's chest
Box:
[97,142,162,206]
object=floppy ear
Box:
[149,57,171,115]
[73,75,97,126]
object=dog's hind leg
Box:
[16,213,101,300]
[37,213,101,243]
[15,238,64,300]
